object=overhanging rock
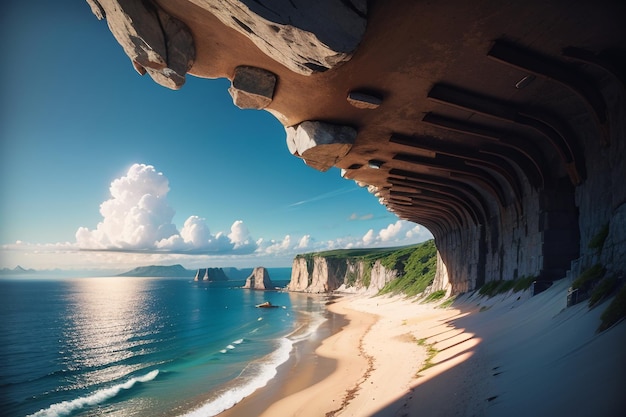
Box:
[228,66,277,109]
[286,121,357,172]
[87,0,194,89]
[190,0,368,75]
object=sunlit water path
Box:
[0,271,326,417]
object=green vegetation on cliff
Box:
[378,240,437,296]
[295,239,438,296]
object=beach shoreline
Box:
[219,280,626,417]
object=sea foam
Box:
[178,338,293,417]
[27,370,159,417]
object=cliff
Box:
[242,267,274,290]
[288,240,437,294]
[89,1,625,297]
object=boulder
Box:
[86,0,194,89]
[194,0,368,75]
[243,266,274,290]
[286,121,357,171]
[347,91,382,109]
[228,66,277,109]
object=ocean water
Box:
[0,269,328,417]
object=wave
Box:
[178,338,293,417]
[26,370,159,417]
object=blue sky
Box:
[0,1,431,272]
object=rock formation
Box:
[185,0,367,75]
[87,0,195,89]
[89,1,626,295]
[285,121,357,171]
[242,267,274,290]
[193,267,229,281]
[288,255,397,294]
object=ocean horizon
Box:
[0,268,330,417]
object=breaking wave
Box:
[27,370,159,417]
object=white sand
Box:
[226,278,626,416]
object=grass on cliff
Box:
[294,240,438,296]
[378,240,437,297]
[599,284,626,332]
[478,275,536,297]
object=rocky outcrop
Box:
[193,267,229,281]
[228,66,277,109]
[89,1,625,296]
[87,0,195,89]
[242,266,274,290]
[286,121,357,172]
[288,256,396,294]
[187,0,367,75]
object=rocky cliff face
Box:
[242,267,274,290]
[287,256,396,294]
[89,1,625,295]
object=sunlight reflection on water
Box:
[62,277,159,388]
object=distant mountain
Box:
[0,265,36,275]
[117,264,193,277]
[117,265,263,279]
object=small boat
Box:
[256,301,279,309]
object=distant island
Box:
[117,264,192,277]
[117,264,254,279]
[0,265,37,275]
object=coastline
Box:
[219,280,626,416]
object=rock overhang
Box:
[88,0,626,293]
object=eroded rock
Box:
[347,91,382,109]
[242,266,274,290]
[286,121,357,171]
[228,66,277,109]
[86,0,194,89]
[190,0,367,75]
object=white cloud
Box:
[296,234,311,249]
[362,229,375,245]
[75,164,258,254]
[76,164,177,250]
[360,220,432,247]
[262,235,292,254]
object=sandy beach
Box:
[221,279,625,416]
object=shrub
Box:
[598,284,626,332]
[513,275,536,292]
[589,275,618,308]
[439,295,456,309]
[572,264,606,290]
[423,289,446,303]
[588,223,609,251]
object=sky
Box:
[0,0,432,273]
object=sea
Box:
[0,269,330,417]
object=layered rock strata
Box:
[89,0,625,295]
[288,256,396,294]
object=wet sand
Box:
[220,280,626,416]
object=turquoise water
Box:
[0,270,328,417]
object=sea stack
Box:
[242,267,273,290]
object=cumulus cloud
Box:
[262,235,293,254]
[361,220,432,247]
[76,164,257,254]
[296,234,311,249]
[76,164,177,249]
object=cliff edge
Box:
[288,240,437,295]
